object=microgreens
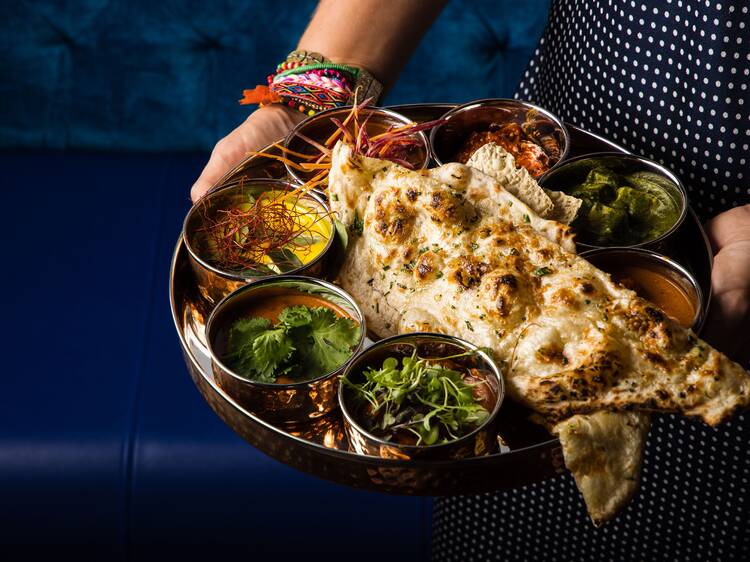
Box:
[342,349,490,446]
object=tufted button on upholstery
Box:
[199,36,223,50]
[480,36,508,61]
[57,32,76,48]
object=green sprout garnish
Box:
[342,350,490,446]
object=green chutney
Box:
[568,166,681,246]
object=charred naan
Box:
[327,142,750,521]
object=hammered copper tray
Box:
[169,104,712,495]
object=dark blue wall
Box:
[0,0,549,151]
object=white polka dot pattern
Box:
[433,415,750,561]
[515,0,750,219]
[433,1,750,559]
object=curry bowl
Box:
[539,152,688,251]
[581,247,705,332]
[284,105,430,185]
[183,179,335,304]
[206,276,366,423]
[339,333,504,461]
[429,98,570,178]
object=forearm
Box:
[298,0,447,92]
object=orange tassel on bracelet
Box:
[239,85,281,106]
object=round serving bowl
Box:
[183,179,336,304]
[429,98,570,177]
[206,276,366,424]
[283,105,430,185]
[539,152,689,252]
[581,247,705,332]
[339,333,505,461]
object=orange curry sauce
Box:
[608,265,697,328]
[240,290,351,323]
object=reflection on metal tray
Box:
[170,104,712,495]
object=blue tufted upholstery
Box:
[0,0,549,151]
[0,0,548,557]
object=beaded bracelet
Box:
[240,51,383,116]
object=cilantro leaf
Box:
[252,327,294,380]
[225,317,292,382]
[300,307,360,376]
[278,305,312,327]
[226,317,273,375]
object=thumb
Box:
[190,105,305,203]
[191,136,249,202]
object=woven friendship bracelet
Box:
[272,72,353,115]
[240,50,383,115]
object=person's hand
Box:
[703,204,750,364]
[191,104,306,202]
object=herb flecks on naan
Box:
[328,142,750,427]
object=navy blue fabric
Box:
[0,0,549,151]
[0,152,431,560]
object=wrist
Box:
[248,104,306,136]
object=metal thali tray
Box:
[169,104,712,495]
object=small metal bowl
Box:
[339,333,505,460]
[539,152,689,252]
[581,247,705,332]
[429,98,570,177]
[206,276,366,424]
[283,106,430,185]
[183,179,335,304]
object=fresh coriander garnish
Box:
[224,305,360,383]
[351,211,364,235]
[342,350,490,446]
[533,267,553,277]
[523,214,530,223]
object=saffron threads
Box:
[198,190,332,275]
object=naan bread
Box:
[553,411,651,526]
[466,142,582,224]
[329,142,749,424]
[467,142,555,217]
[328,142,749,520]
[545,188,583,225]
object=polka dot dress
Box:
[432,1,750,560]
[517,0,750,219]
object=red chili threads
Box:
[249,101,445,194]
[198,191,329,274]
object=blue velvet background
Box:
[0,0,548,150]
[0,1,549,558]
